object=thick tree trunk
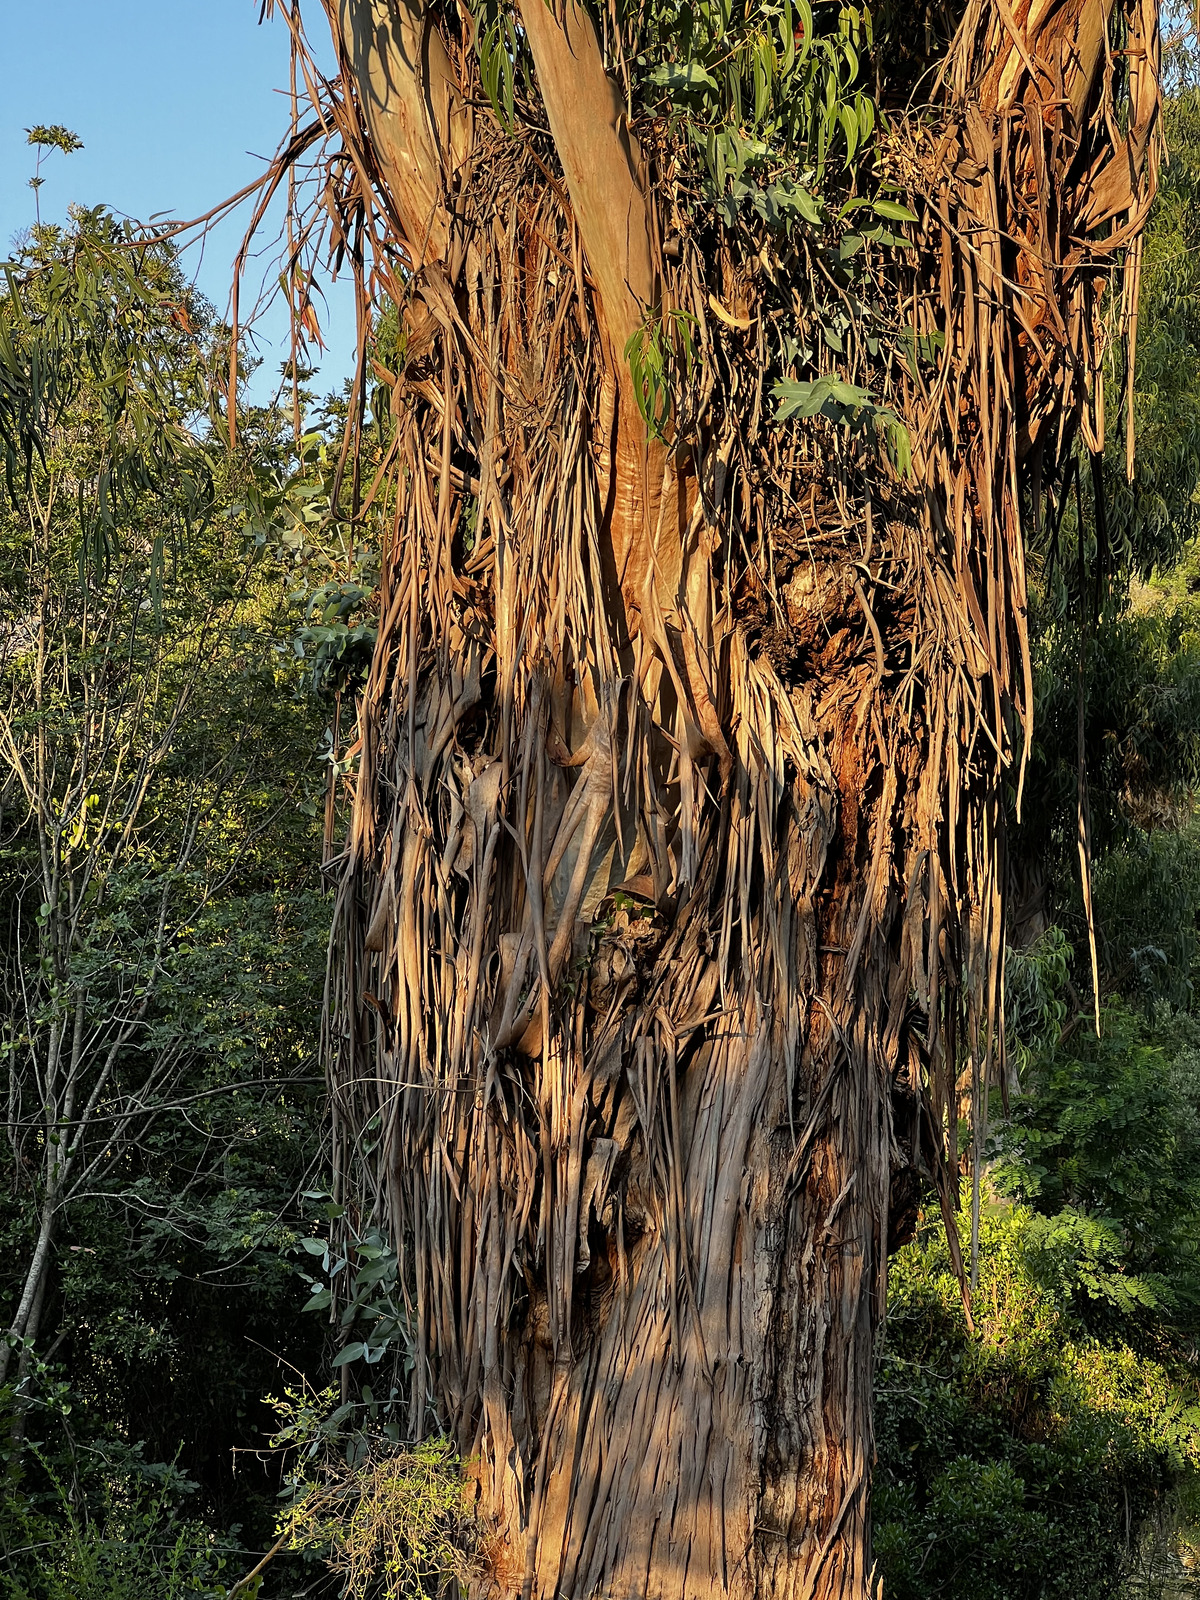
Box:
[501,999,890,1600]
[306,2,1161,1595]
[340,603,900,1600]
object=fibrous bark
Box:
[275,1,1162,1594]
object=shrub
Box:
[874,1207,1199,1600]
[0,1463,238,1600]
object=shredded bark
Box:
[255,1,1163,1594]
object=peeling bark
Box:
[290,1,1164,1595]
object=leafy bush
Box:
[991,1004,1200,1328]
[261,1387,476,1600]
[284,1436,474,1600]
[875,1208,1200,1600]
[0,1461,239,1600]
[877,987,1200,1596]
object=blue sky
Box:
[1,0,356,402]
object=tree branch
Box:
[516,0,656,352]
[330,0,459,268]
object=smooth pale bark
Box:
[514,0,682,639]
[0,1196,57,1391]
[333,0,458,265]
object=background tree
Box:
[254,1,1164,1595]
[0,211,336,1584]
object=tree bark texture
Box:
[296,1,1162,1594]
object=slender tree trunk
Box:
[9,1255,49,1451]
[0,1191,57,1390]
[301,1,1162,1594]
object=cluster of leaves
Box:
[470,0,877,184]
[631,1,876,184]
[773,372,911,473]
[25,126,84,221]
[636,0,921,448]
[298,1211,414,1376]
[624,310,697,442]
[651,11,921,466]
[267,1387,474,1600]
[1004,928,1073,1077]
[876,1202,1199,1600]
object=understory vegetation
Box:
[876,1004,1200,1598]
[5,13,1200,1600]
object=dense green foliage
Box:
[876,1202,1198,1598]
[876,1005,1200,1597]
[0,215,336,1594]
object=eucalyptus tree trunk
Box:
[300,1,1161,1594]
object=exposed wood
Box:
[515,0,656,350]
[332,0,456,265]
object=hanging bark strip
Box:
[261,1,1161,1594]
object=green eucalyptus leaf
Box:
[872,198,919,223]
